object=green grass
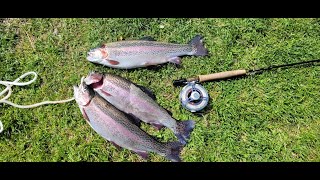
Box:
[0,18,319,162]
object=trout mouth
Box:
[90,76,103,89]
[84,72,104,88]
[73,78,94,107]
[87,52,97,62]
[87,48,108,62]
[73,85,89,106]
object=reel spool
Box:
[179,82,209,112]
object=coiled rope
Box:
[0,72,74,133]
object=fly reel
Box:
[174,59,320,112]
[179,82,209,112]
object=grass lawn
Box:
[0,18,319,162]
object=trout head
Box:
[73,77,95,106]
[84,71,104,89]
[87,45,108,63]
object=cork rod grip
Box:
[198,69,247,82]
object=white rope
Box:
[0,72,75,133]
[0,121,2,134]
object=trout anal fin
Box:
[143,61,162,67]
[134,150,149,160]
[110,141,122,150]
[167,57,181,65]
[150,122,165,130]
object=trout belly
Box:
[102,54,169,69]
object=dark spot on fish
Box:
[101,90,112,96]
[81,108,90,122]
[107,59,120,65]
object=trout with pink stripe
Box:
[73,80,183,162]
[86,35,208,69]
[84,72,195,145]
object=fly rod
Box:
[173,59,320,112]
[173,59,320,86]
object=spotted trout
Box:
[86,35,208,69]
[84,72,195,145]
[73,79,183,162]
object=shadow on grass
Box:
[0,118,30,140]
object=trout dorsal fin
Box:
[139,36,156,41]
[135,84,173,116]
[136,84,157,101]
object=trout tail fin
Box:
[165,141,184,162]
[189,35,208,56]
[175,120,195,145]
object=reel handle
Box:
[198,69,247,82]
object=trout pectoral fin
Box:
[106,59,120,65]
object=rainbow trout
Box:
[73,79,183,162]
[86,35,208,69]
[84,72,195,145]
